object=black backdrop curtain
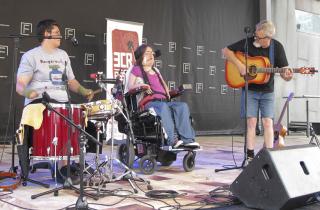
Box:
[0,0,259,142]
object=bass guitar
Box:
[225,52,317,88]
[274,92,294,147]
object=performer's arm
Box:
[68,79,93,100]
[16,75,39,99]
[222,47,246,76]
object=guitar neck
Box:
[257,67,300,73]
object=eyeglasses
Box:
[254,34,271,41]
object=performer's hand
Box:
[144,85,153,95]
[85,89,94,101]
[281,68,293,81]
[24,89,39,99]
[238,63,247,76]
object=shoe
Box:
[55,166,67,184]
[184,142,200,148]
[173,140,184,148]
[71,162,94,175]
[55,165,81,185]
[245,157,254,167]
[70,165,81,185]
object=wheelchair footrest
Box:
[161,145,202,152]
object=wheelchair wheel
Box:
[139,155,156,175]
[160,161,174,167]
[183,151,196,172]
[118,141,135,168]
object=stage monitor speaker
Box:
[230,144,320,210]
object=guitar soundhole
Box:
[248,65,257,76]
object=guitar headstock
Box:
[299,67,318,74]
[287,92,294,101]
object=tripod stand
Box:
[0,34,56,188]
[215,27,251,172]
[0,35,26,174]
[309,124,320,147]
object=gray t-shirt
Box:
[17,46,75,105]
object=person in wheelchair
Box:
[127,44,199,148]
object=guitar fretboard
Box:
[256,68,300,73]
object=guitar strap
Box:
[269,40,274,67]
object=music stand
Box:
[215,27,251,172]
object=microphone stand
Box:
[215,27,250,172]
[31,72,101,208]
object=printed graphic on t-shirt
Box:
[49,64,63,85]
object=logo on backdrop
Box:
[112,29,139,77]
[65,28,76,39]
[169,42,176,52]
[196,83,203,93]
[183,63,191,74]
[220,84,228,95]
[84,53,95,65]
[20,22,32,35]
[154,60,162,69]
[168,81,176,90]
[197,45,205,56]
[209,66,216,75]
[0,45,8,59]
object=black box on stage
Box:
[230,144,320,210]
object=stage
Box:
[0,134,320,210]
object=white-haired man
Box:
[222,20,293,163]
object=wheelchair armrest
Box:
[169,89,184,99]
[127,85,149,97]
[169,85,186,99]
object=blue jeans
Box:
[145,101,195,146]
[241,89,274,118]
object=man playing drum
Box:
[16,19,93,184]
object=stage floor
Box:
[0,134,320,210]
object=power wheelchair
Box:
[115,84,200,174]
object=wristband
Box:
[23,89,34,98]
[78,85,91,97]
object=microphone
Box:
[244,26,251,33]
[154,49,161,58]
[42,91,51,103]
[45,35,62,39]
[70,37,79,46]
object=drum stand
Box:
[31,97,102,209]
[85,87,152,196]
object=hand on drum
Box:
[86,90,94,102]
[86,89,103,102]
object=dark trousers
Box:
[17,125,33,179]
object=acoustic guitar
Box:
[225,52,317,88]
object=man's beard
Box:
[253,40,261,48]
